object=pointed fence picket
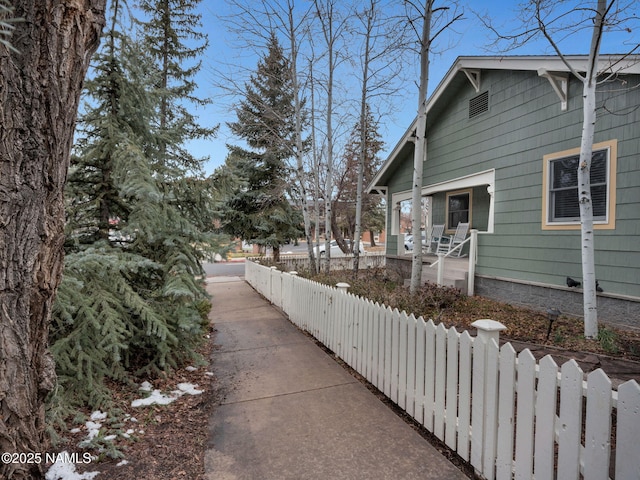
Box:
[534,356,559,480]
[424,320,437,432]
[457,331,473,463]
[496,343,516,480]
[445,327,459,451]
[245,260,640,479]
[616,380,640,477]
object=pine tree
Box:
[137,0,216,179]
[222,33,304,261]
[66,0,155,248]
[0,0,18,50]
[50,0,222,417]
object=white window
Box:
[542,140,617,230]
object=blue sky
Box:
[187,1,637,176]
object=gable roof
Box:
[368,54,640,192]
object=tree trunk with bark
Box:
[286,5,317,275]
[409,0,432,293]
[352,2,373,275]
[577,0,606,339]
[0,2,106,478]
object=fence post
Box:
[472,319,506,345]
[336,282,350,293]
[282,271,292,315]
[470,319,506,476]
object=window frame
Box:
[541,139,617,230]
[445,189,472,233]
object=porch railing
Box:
[428,229,478,295]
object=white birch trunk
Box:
[324,72,333,273]
[578,0,606,339]
[308,57,322,273]
[314,0,336,273]
[353,3,374,274]
[410,0,432,293]
[353,97,366,274]
[286,5,317,274]
[579,84,598,339]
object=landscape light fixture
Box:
[546,307,561,340]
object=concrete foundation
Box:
[475,275,640,330]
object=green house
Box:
[369,55,640,328]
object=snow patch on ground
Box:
[44,452,99,480]
[139,381,153,392]
[130,389,177,407]
[131,381,203,407]
[175,382,204,395]
[47,381,204,479]
[77,410,107,447]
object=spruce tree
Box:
[222,33,303,260]
[50,0,223,415]
[137,0,216,179]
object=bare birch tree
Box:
[483,0,640,338]
[405,0,463,293]
[351,0,404,273]
[312,0,351,272]
[284,1,318,272]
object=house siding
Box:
[384,67,640,303]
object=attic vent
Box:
[469,91,489,118]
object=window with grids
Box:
[548,149,608,223]
[447,191,470,229]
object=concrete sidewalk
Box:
[204,277,468,480]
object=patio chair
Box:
[425,224,445,254]
[436,222,469,257]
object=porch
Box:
[386,232,477,295]
[421,254,470,293]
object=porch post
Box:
[487,184,495,233]
[468,229,478,296]
[425,196,433,253]
[437,252,445,286]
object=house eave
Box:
[369,54,640,192]
[367,119,417,193]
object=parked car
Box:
[314,239,365,257]
[404,233,426,251]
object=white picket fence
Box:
[252,251,386,272]
[245,260,640,480]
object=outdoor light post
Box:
[546,307,561,340]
